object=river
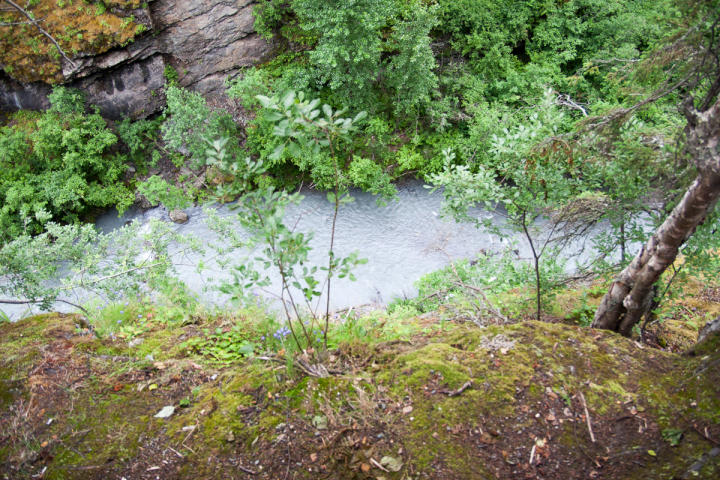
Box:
[4,181,602,320]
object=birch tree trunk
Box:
[592,98,720,336]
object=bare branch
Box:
[0,298,88,315]
[556,94,588,117]
[580,70,696,131]
[0,20,31,26]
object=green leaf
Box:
[312,415,328,430]
[287,142,302,157]
[322,104,333,119]
[270,143,285,161]
[266,111,284,122]
[353,111,367,123]
[237,341,255,357]
[380,456,403,472]
[282,91,296,109]
[256,95,273,108]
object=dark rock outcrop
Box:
[0,0,272,119]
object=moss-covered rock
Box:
[0,1,149,83]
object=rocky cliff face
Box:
[0,0,272,119]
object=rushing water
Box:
[4,181,602,320]
[104,180,504,308]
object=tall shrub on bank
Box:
[0,87,132,243]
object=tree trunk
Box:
[593,98,720,336]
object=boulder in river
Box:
[169,209,189,224]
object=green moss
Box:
[0,368,24,410]
[2,311,720,479]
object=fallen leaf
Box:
[312,415,328,430]
[479,433,496,444]
[310,453,318,462]
[647,450,657,457]
[402,405,413,415]
[545,387,558,399]
[154,406,175,419]
[380,455,403,472]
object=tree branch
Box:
[0,298,88,315]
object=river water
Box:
[4,181,601,320]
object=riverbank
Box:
[1,291,719,479]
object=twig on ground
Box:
[167,446,184,458]
[442,381,473,397]
[529,444,536,465]
[238,464,258,475]
[579,392,596,443]
[370,457,389,472]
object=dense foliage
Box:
[0,88,133,243]
[231,0,703,193]
[1,0,719,338]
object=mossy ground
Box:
[1,308,718,479]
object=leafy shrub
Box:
[251,0,438,117]
[47,86,86,114]
[0,88,133,242]
[136,175,191,211]
[116,116,163,171]
[183,324,257,363]
[161,85,240,167]
[407,250,567,315]
[347,156,396,199]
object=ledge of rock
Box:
[0,0,273,119]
